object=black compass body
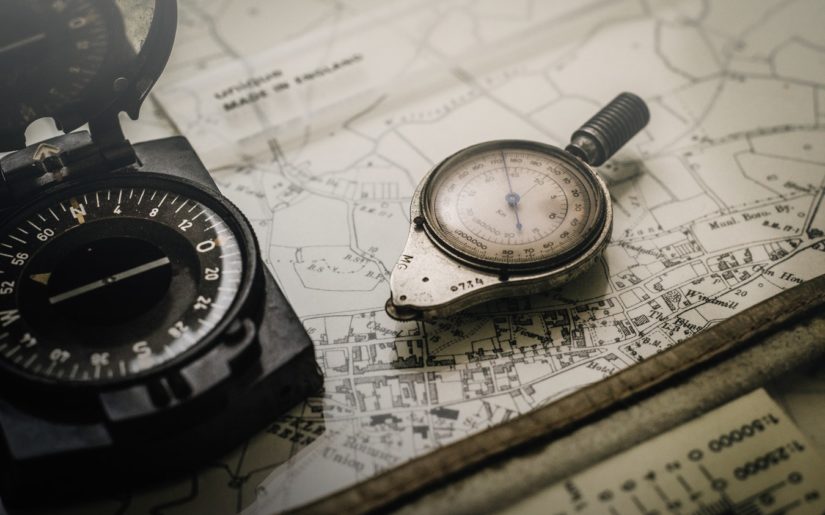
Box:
[0,0,321,506]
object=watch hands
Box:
[48,257,171,305]
[518,182,540,202]
[0,33,46,55]
[501,151,523,231]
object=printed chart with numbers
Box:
[505,389,825,515]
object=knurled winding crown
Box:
[565,92,650,167]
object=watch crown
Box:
[566,92,650,167]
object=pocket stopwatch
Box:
[387,93,649,320]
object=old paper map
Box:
[49,0,825,513]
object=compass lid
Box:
[0,0,177,152]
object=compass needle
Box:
[48,256,171,305]
[0,33,47,56]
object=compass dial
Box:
[0,0,118,134]
[0,176,254,385]
[424,141,607,270]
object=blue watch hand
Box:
[502,151,523,231]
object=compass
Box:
[0,177,252,385]
[0,0,322,506]
[387,93,649,320]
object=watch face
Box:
[0,175,255,386]
[422,141,608,272]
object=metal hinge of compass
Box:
[0,114,138,210]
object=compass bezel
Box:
[0,171,260,391]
